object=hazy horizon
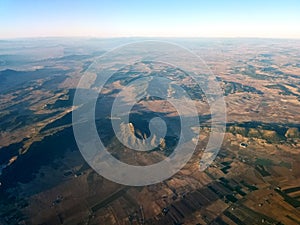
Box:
[1,36,300,41]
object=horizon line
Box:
[1,35,300,41]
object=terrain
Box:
[0,38,300,225]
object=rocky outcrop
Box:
[285,128,300,138]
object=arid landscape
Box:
[0,38,300,225]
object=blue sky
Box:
[1,0,299,38]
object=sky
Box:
[1,0,300,39]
